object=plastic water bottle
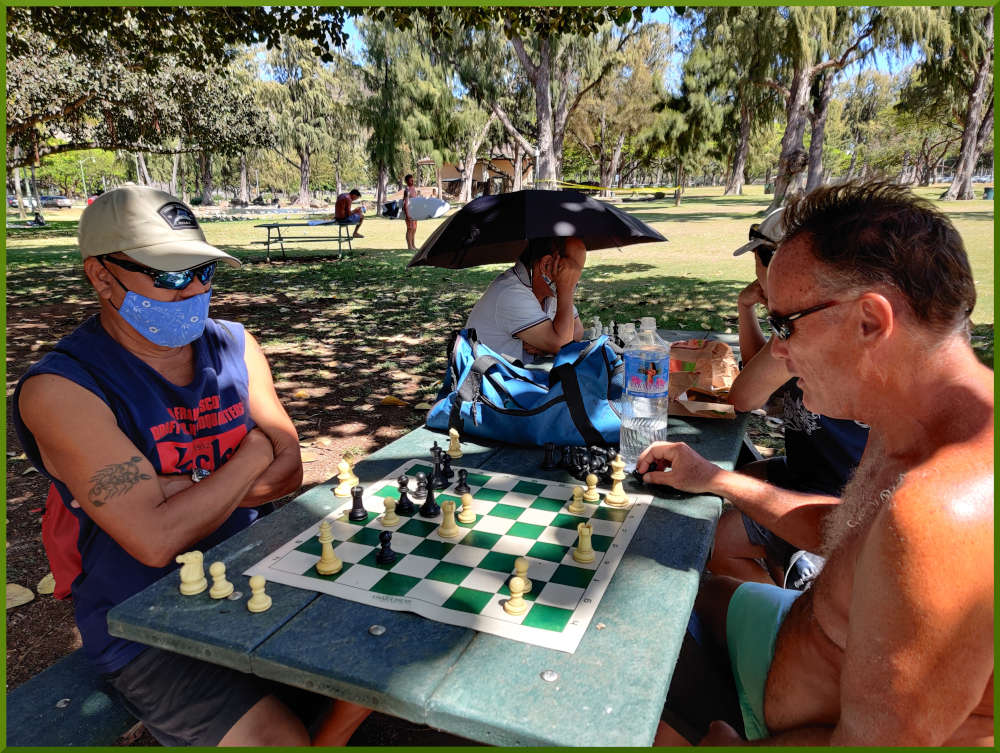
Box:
[619,317,671,471]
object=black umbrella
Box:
[407,189,667,269]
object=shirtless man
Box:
[335,188,365,238]
[641,181,993,745]
[402,174,418,250]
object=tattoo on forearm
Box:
[88,456,152,507]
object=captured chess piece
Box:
[375,530,397,564]
[382,497,400,527]
[437,499,460,538]
[396,474,415,515]
[208,561,234,599]
[334,459,354,498]
[504,575,529,616]
[247,575,272,612]
[542,442,556,470]
[457,492,476,524]
[513,556,532,594]
[582,473,601,502]
[604,454,629,507]
[176,550,207,595]
[454,468,470,495]
[419,484,440,518]
[316,520,343,575]
[447,427,463,459]
[412,471,428,500]
[573,522,596,563]
[348,485,368,522]
[567,485,585,515]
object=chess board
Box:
[245,460,651,653]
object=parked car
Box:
[41,195,73,208]
[972,175,993,183]
[7,195,39,209]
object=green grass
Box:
[5,185,993,388]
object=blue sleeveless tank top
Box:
[12,315,260,674]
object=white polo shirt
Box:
[465,261,578,362]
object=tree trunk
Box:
[199,151,214,206]
[460,113,495,203]
[725,99,751,195]
[767,66,812,212]
[532,40,557,190]
[169,152,180,196]
[943,10,993,200]
[13,166,27,219]
[673,164,683,207]
[29,165,45,221]
[376,162,388,209]
[296,147,311,207]
[513,141,523,192]
[335,163,342,197]
[600,132,625,198]
[806,72,835,192]
[238,154,250,204]
[137,153,153,186]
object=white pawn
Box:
[176,551,207,595]
[567,485,585,515]
[346,458,360,487]
[437,499,460,538]
[208,561,234,599]
[316,521,343,575]
[457,492,476,524]
[582,473,600,502]
[382,497,400,527]
[447,427,463,459]
[604,454,628,507]
[504,575,529,616]
[514,556,532,594]
[247,575,272,613]
[573,522,596,563]
[334,459,353,498]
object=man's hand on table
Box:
[635,441,724,494]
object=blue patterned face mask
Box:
[116,289,211,347]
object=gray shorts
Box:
[104,647,330,746]
[741,513,796,571]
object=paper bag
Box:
[667,339,739,419]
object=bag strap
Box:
[550,362,604,446]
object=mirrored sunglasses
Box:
[100,255,217,290]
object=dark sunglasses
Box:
[767,300,848,340]
[100,255,217,290]
[755,244,776,268]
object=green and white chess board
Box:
[245,460,651,653]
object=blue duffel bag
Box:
[427,329,624,447]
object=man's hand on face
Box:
[738,279,767,309]
[551,253,583,295]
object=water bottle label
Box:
[624,353,670,398]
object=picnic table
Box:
[107,332,747,746]
[254,219,355,262]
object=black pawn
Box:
[542,442,556,470]
[348,485,368,521]
[454,468,470,495]
[412,472,428,500]
[396,474,414,515]
[419,485,440,518]
[431,448,447,490]
[375,530,396,564]
[441,452,454,480]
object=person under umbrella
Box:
[409,189,666,362]
[465,236,586,362]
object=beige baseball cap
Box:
[78,185,240,271]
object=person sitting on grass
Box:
[335,188,366,238]
[709,207,868,590]
[644,180,993,745]
[13,185,371,746]
[464,237,586,364]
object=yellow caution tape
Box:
[535,178,681,193]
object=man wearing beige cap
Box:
[12,185,369,745]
